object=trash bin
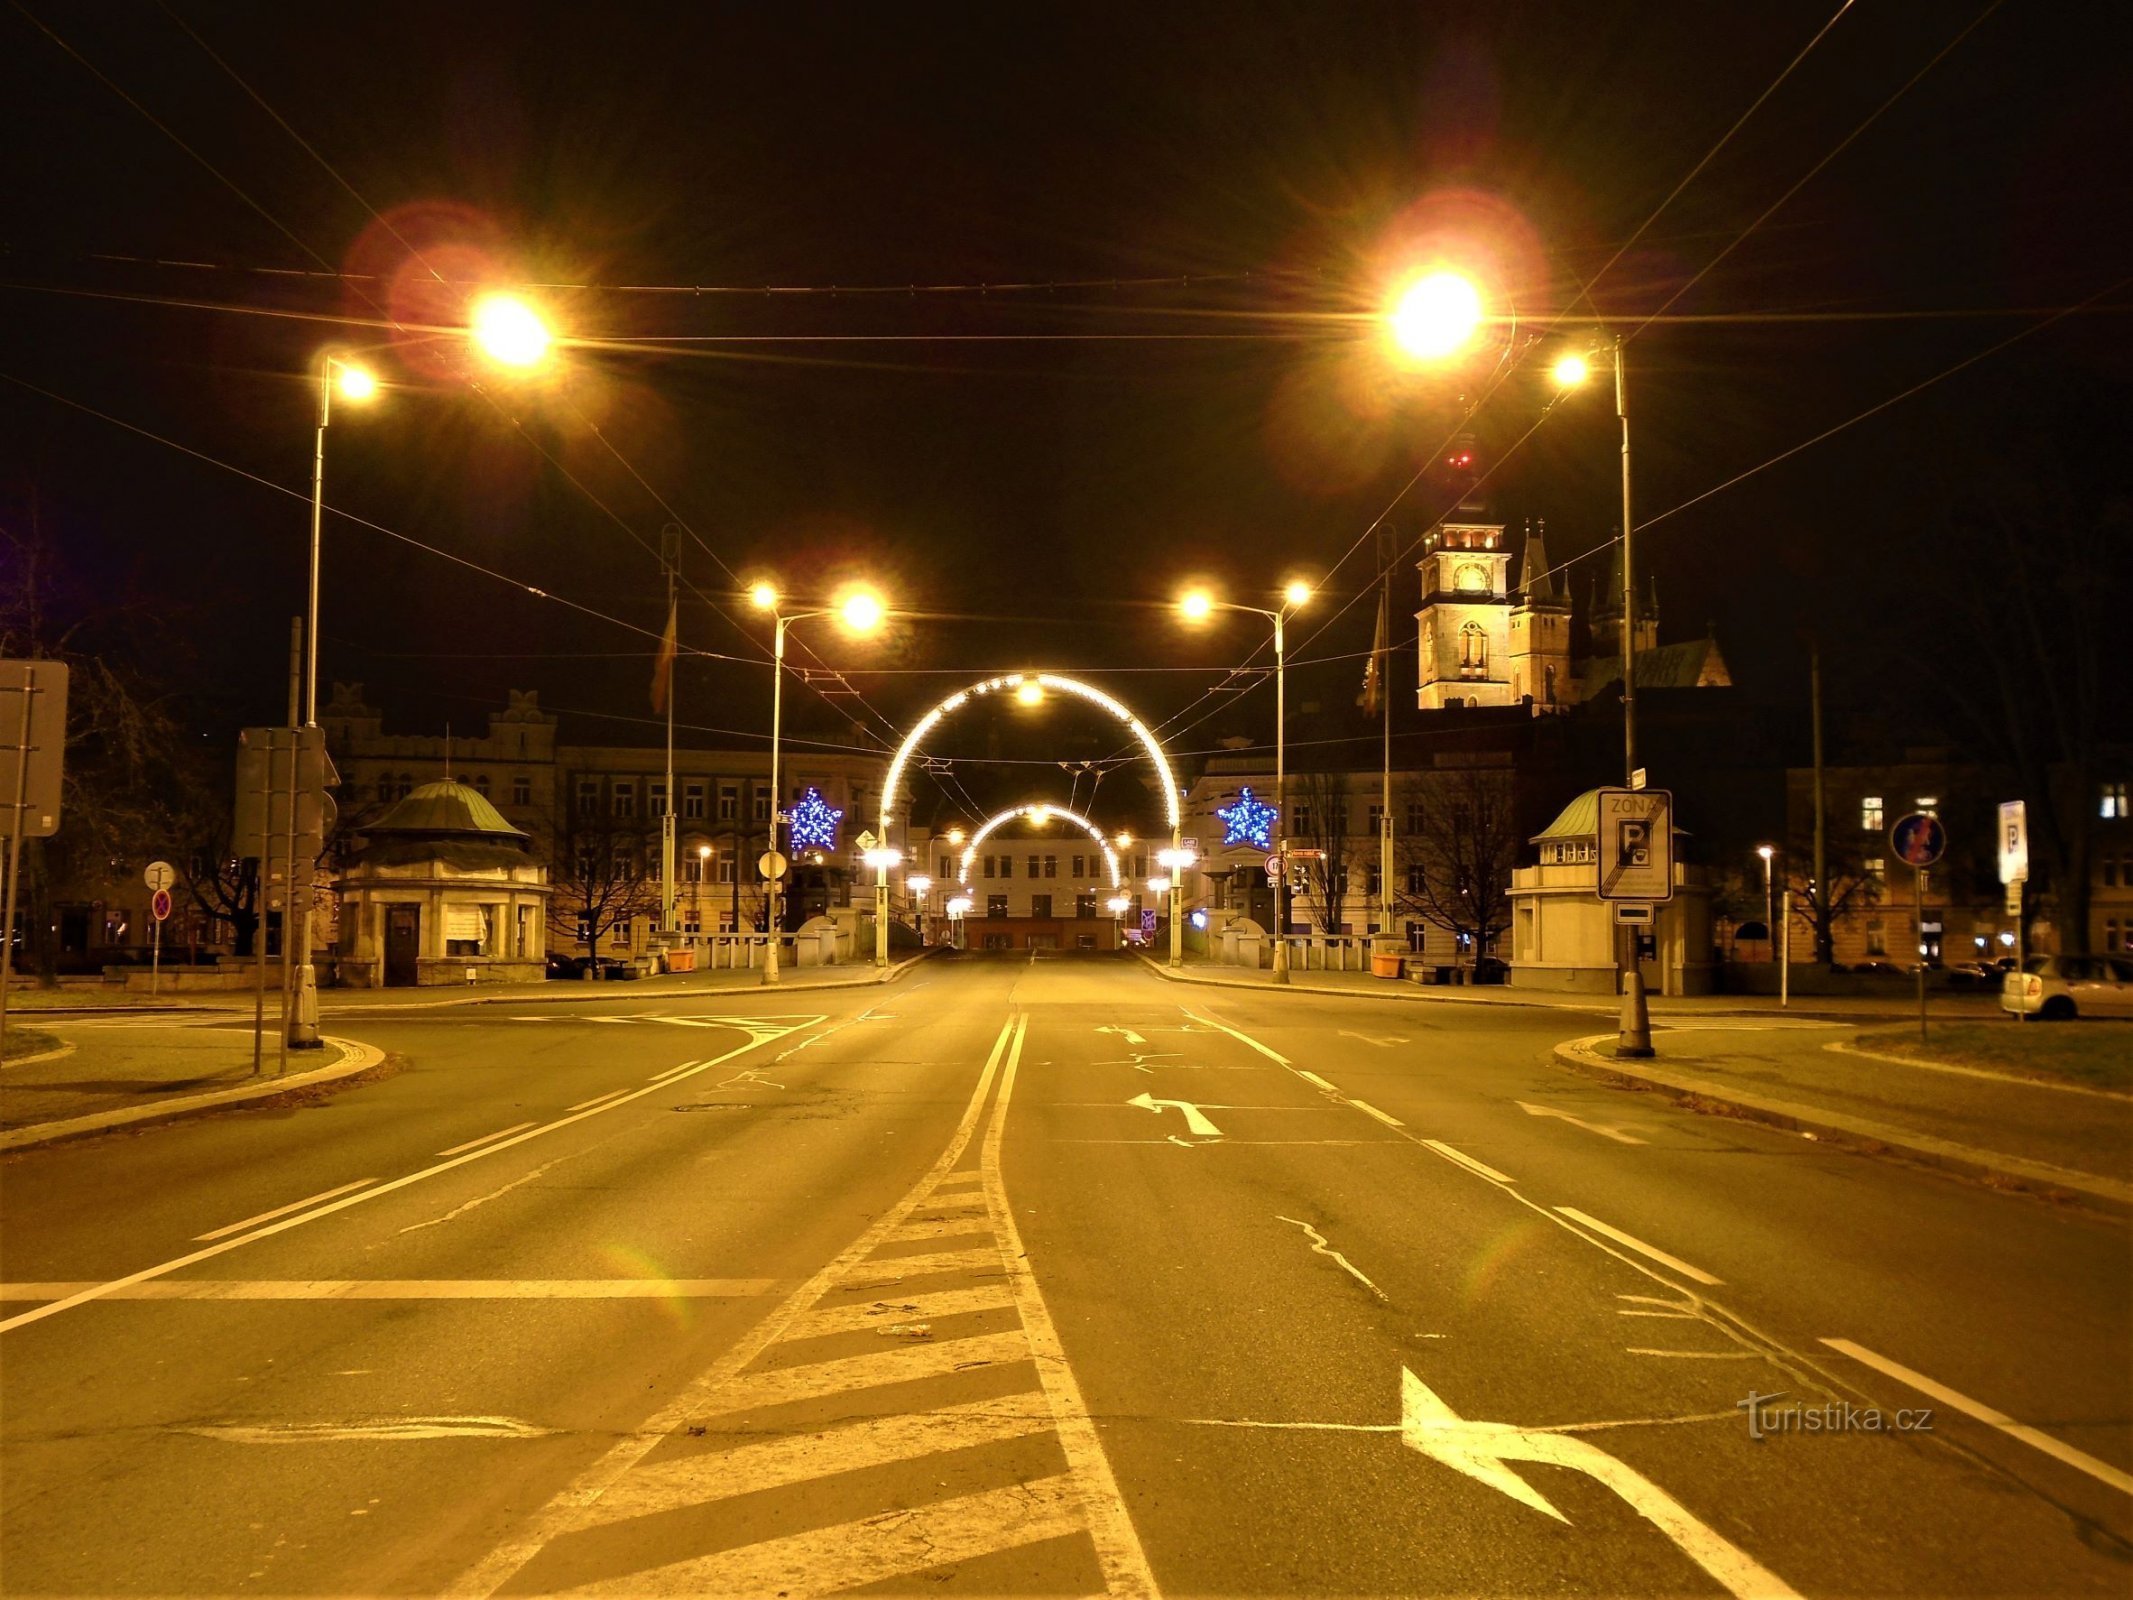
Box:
[663,947,697,973]
[1372,951,1405,979]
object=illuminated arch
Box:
[881,672,1183,850]
[958,804,1121,889]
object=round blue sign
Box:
[1889,812,1947,869]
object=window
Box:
[683,783,705,819]
[1076,893,1097,919]
[473,774,491,797]
[987,894,1008,919]
[1460,621,1489,672]
[1406,801,1425,833]
[683,852,704,884]
[613,781,635,819]
[1865,857,1885,882]
[682,909,701,935]
[718,783,738,822]
[2105,919,2123,953]
[1031,894,1053,920]
[715,855,735,885]
[1406,863,1425,894]
[1861,796,1884,832]
[649,781,668,818]
[377,776,394,803]
[512,775,531,807]
[396,773,413,799]
[1072,854,1085,878]
[1131,854,1147,879]
[1915,796,1938,812]
[752,789,771,823]
[939,856,952,879]
[1865,920,1886,956]
[2104,854,2120,889]
[999,856,1013,879]
[1027,855,1041,879]
[612,919,633,947]
[1293,806,1313,838]
[1367,804,1384,833]
[575,844,598,880]
[576,779,599,816]
[2104,782,2129,820]
[1044,855,1058,879]
[1366,865,1382,896]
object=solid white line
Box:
[0,1020,821,1336]
[1555,1207,1722,1286]
[444,1013,1018,1598]
[1297,1070,1337,1091]
[436,1122,538,1157]
[566,1089,632,1112]
[0,1280,784,1301]
[1184,1007,1289,1065]
[986,1014,1160,1597]
[1350,1098,1405,1129]
[193,1180,375,1242]
[646,1058,703,1083]
[1424,1138,1514,1185]
[1821,1338,2133,1497]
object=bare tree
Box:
[1292,772,1352,933]
[552,812,660,962]
[1396,767,1517,971]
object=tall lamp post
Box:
[1757,844,1777,964]
[1178,581,1310,982]
[748,582,885,984]
[906,874,932,947]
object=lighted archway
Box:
[958,804,1121,889]
[881,672,1183,852]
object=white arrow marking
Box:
[1099,1025,1148,1045]
[1517,1100,1648,1145]
[1400,1368,1799,1599]
[1127,1091,1222,1137]
[1337,1029,1409,1047]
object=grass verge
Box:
[1853,1021,2133,1092]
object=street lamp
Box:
[1387,269,1487,362]
[907,873,933,947]
[749,580,887,984]
[469,292,553,369]
[862,844,902,966]
[1757,845,1777,965]
[1177,581,1310,981]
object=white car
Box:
[2001,955,2133,1020]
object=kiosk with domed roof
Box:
[334,779,550,987]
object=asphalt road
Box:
[2,954,2126,1597]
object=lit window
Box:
[1915,796,1938,813]
[2103,782,2129,820]
[1861,796,1884,832]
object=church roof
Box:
[365,779,527,840]
[1519,527,1563,604]
[1580,636,1732,695]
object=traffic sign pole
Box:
[1889,811,1948,1045]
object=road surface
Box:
[3,954,2126,1595]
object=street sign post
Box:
[149,884,173,996]
[0,660,71,1055]
[1890,811,1948,1044]
[758,850,788,881]
[1997,800,2028,885]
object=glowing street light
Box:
[1177,588,1214,622]
[469,292,553,369]
[1113,831,1133,849]
[335,362,379,403]
[1283,579,1312,609]
[1388,270,1485,361]
[754,581,893,983]
[1550,351,1592,389]
[1757,844,1777,966]
[1015,679,1046,707]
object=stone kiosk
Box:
[335,779,549,987]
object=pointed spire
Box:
[1519,519,1560,603]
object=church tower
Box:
[1507,520,1573,714]
[1588,538,1660,661]
[1415,436,1515,710]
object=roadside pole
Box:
[144,862,176,999]
[0,667,37,1053]
[1779,889,1790,1008]
[1890,810,1947,1047]
[1914,864,1927,1044]
[279,622,299,1076]
[251,731,270,1075]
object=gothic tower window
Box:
[1461,622,1489,673]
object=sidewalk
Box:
[3,949,936,1019]
[1553,1025,2133,1213]
[1139,955,2004,1023]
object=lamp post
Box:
[749,583,885,984]
[1757,844,1776,964]
[1178,581,1310,981]
[907,873,932,947]
[862,845,901,966]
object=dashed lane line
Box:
[1555,1208,1723,1286]
[192,1180,375,1242]
[436,1122,538,1158]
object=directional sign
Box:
[143,860,177,893]
[1890,812,1947,870]
[1997,800,2027,885]
[150,888,173,922]
[1596,787,1674,903]
[1127,1091,1222,1137]
[855,828,878,853]
[1400,1367,1799,1599]
[0,659,70,840]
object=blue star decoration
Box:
[1218,786,1278,850]
[787,786,844,852]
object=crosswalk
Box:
[462,1013,1153,1598]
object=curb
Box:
[0,1035,387,1153]
[1551,1034,2133,1215]
[1823,1038,2133,1104]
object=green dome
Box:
[368,779,525,839]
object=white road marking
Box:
[0,1280,783,1301]
[646,1058,705,1083]
[436,1122,538,1157]
[0,1019,816,1336]
[1350,1098,1405,1129]
[1401,1367,1800,1598]
[1127,1090,1223,1137]
[1423,1139,1514,1184]
[1183,1007,1289,1065]
[985,1014,1160,1599]
[844,1245,1005,1283]
[1626,1348,1764,1360]
[1821,1338,2133,1497]
[1555,1207,1722,1285]
[1098,1024,1148,1045]
[182,1416,552,1443]
[777,1284,1015,1341]
[193,1180,375,1242]
[566,1090,632,1112]
[706,1330,1036,1415]
[1518,1099,1648,1145]
[1275,1216,1388,1301]
[1297,1070,1337,1091]
[1337,1029,1408,1047]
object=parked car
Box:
[1471,956,1509,985]
[545,954,644,981]
[544,953,581,980]
[1849,960,1903,978]
[2002,955,2133,1020]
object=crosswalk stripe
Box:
[932,1170,983,1189]
[561,1473,1087,1596]
[574,1392,1058,1527]
[837,1245,1003,1283]
[779,1284,1017,1341]
[877,1216,995,1245]
[708,1330,1032,1415]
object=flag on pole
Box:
[1358,582,1388,716]
[650,597,678,713]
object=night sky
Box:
[7,0,2129,824]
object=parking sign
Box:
[1596,787,1674,902]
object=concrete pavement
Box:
[1,954,2124,1595]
